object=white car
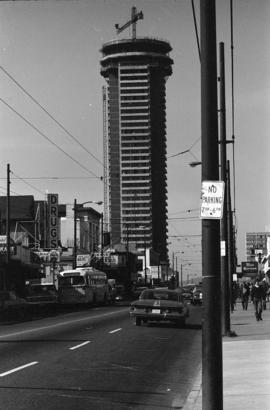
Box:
[130,288,189,327]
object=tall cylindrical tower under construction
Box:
[100,37,173,263]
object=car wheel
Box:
[135,317,142,326]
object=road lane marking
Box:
[0,361,38,377]
[0,308,128,339]
[109,328,122,334]
[69,341,91,350]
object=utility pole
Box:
[73,199,77,269]
[226,160,234,313]
[6,164,11,267]
[219,42,231,336]
[181,264,183,288]
[101,212,104,270]
[200,1,223,409]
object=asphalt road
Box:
[0,304,202,410]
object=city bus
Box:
[57,267,110,305]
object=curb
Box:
[182,365,202,410]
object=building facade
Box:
[100,37,173,263]
[246,231,270,261]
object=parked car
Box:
[0,290,28,319]
[25,282,58,307]
[130,288,189,327]
[191,286,203,305]
[114,284,127,302]
[132,286,148,300]
[177,287,193,303]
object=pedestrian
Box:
[261,278,269,310]
[241,282,250,310]
[251,277,264,321]
[231,283,238,312]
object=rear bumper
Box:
[130,311,187,322]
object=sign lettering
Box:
[200,181,225,219]
[48,194,59,249]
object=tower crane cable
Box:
[0,65,103,167]
[0,97,102,180]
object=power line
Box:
[168,137,200,159]
[191,0,201,62]
[11,170,45,196]
[0,185,21,196]
[1,176,98,180]
[0,65,103,167]
[0,97,102,180]
[169,208,199,216]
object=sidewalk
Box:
[183,302,270,410]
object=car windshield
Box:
[140,290,179,301]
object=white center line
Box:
[0,361,38,377]
[0,309,127,339]
[109,328,122,334]
[69,341,91,350]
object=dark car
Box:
[114,284,127,302]
[179,288,193,302]
[130,288,189,327]
[0,290,28,319]
[132,286,148,300]
[25,283,58,306]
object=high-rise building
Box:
[246,232,270,261]
[100,37,173,263]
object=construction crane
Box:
[115,6,143,39]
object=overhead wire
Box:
[0,65,103,168]
[0,97,102,180]
[191,0,201,62]
[10,170,46,196]
[0,176,98,180]
[168,137,201,160]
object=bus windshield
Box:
[58,276,85,287]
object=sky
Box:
[0,0,270,280]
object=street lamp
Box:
[189,161,202,167]
[73,200,103,269]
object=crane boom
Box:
[115,6,143,39]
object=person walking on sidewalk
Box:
[251,277,264,321]
[241,282,250,310]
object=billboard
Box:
[48,194,59,249]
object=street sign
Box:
[77,254,91,267]
[241,261,258,277]
[200,181,225,219]
[0,235,7,245]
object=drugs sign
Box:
[48,194,59,249]
[200,181,225,219]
